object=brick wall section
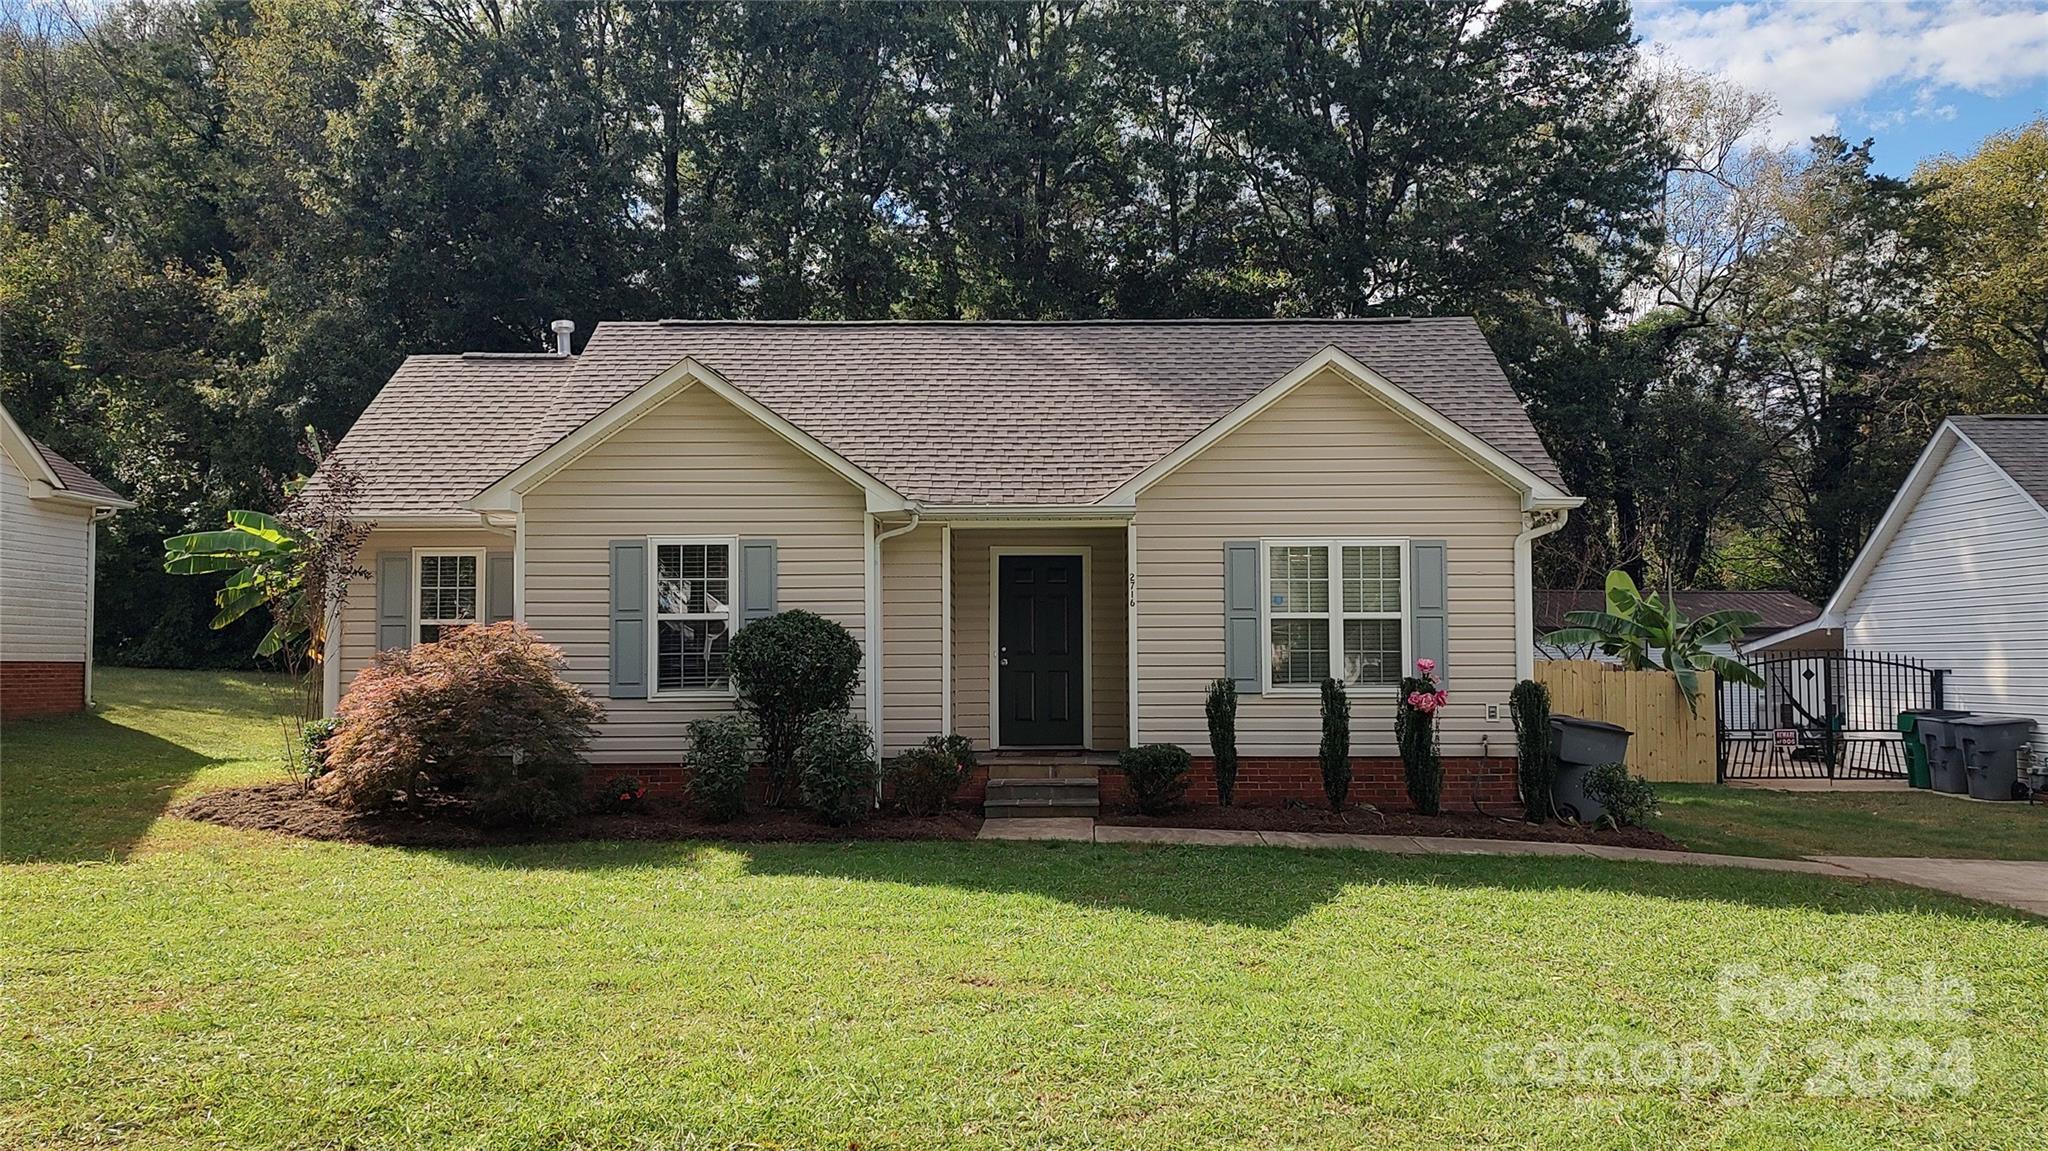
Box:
[0,661,86,720]
[1100,757,1519,811]
[589,757,1514,813]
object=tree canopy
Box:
[1,0,2043,663]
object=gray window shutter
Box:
[376,552,410,651]
[1223,541,1260,693]
[739,539,778,625]
[1410,540,1449,685]
[486,553,514,623]
[609,539,648,699]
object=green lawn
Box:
[1652,783,2048,861]
[3,670,2045,1149]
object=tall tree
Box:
[1919,119,2048,412]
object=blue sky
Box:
[1638,0,2048,173]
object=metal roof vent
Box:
[549,318,576,357]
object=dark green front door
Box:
[998,554,1085,746]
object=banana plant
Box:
[163,509,309,658]
[1542,570,1765,715]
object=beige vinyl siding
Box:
[523,382,867,765]
[951,527,1129,751]
[0,445,93,663]
[336,527,512,690]
[1842,441,2048,737]
[1134,368,1521,757]
[880,523,943,754]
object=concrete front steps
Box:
[981,753,1112,819]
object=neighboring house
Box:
[1751,415,2048,738]
[320,319,1581,805]
[0,402,134,719]
[1533,589,1821,662]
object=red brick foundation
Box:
[1101,756,1519,811]
[589,757,1515,813]
[0,661,86,720]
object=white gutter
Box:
[1514,508,1572,681]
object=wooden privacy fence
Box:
[1533,661,1717,783]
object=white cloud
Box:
[1638,0,2048,144]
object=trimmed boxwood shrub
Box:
[686,715,753,822]
[1584,762,1657,827]
[796,710,879,825]
[1509,679,1554,822]
[886,746,965,816]
[1205,678,1239,806]
[1318,677,1351,811]
[318,622,601,821]
[1118,743,1191,814]
[729,610,863,803]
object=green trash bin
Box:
[1898,709,1971,790]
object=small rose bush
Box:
[1396,657,1446,815]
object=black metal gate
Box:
[1717,652,1947,781]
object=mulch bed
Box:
[173,781,982,848]
[1099,801,1683,850]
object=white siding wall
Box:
[1843,442,2048,738]
[523,383,868,765]
[0,446,93,663]
[1134,369,1522,758]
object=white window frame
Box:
[1258,538,1410,695]
[648,535,739,700]
[411,547,487,645]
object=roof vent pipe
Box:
[549,319,575,357]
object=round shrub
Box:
[1583,762,1658,827]
[686,715,754,823]
[1118,743,1191,815]
[923,733,978,773]
[317,622,602,820]
[728,610,863,801]
[795,710,879,825]
[886,745,966,816]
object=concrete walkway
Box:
[978,819,2048,916]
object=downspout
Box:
[1513,507,1571,682]
[868,505,922,787]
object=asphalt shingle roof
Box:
[1536,590,1820,639]
[31,437,126,505]
[324,354,580,516]
[1951,414,2048,514]
[330,318,1566,516]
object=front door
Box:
[998,554,1085,746]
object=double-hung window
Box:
[652,538,734,694]
[1262,540,1407,691]
[414,549,484,643]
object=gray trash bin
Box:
[1952,716,2035,802]
[1550,716,1631,823]
[1919,714,1973,794]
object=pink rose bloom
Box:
[1416,658,1436,674]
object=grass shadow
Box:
[1,708,221,863]
[421,834,2027,930]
